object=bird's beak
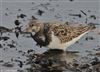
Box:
[23,27,36,35]
[23,26,32,34]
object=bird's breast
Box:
[47,32,67,50]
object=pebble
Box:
[15,60,23,68]
[0,44,3,48]
[69,0,74,2]
[85,36,94,41]
[18,9,22,11]
[14,20,20,26]
[7,44,16,48]
[19,14,27,18]
[37,10,45,16]
[2,62,14,67]
[90,15,96,20]
[0,60,4,63]
[27,49,34,54]
[0,37,10,41]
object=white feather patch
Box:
[47,31,89,51]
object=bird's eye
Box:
[30,24,34,27]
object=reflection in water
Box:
[26,49,80,72]
[43,49,79,63]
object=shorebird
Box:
[24,19,95,51]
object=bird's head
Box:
[24,20,43,35]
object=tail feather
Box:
[87,23,96,30]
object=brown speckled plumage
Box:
[44,22,94,43]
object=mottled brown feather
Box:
[44,22,95,43]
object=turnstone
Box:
[25,19,95,51]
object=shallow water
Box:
[0,0,100,72]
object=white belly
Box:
[47,31,89,51]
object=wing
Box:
[50,24,93,43]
